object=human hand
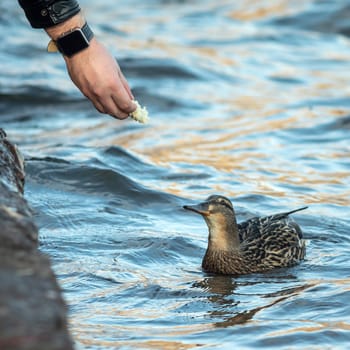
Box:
[64,38,136,119]
[45,13,136,119]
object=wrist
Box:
[62,37,97,62]
[46,15,94,58]
[45,13,85,40]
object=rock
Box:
[0,129,73,350]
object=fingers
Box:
[90,67,136,119]
[119,70,134,100]
[92,90,136,120]
[110,94,135,119]
[99,59,136,119]
[93,98,128,119]
[92,97,129,120]
[64,38,137,120]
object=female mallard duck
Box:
[184,195,307,275]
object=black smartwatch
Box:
[54,22,94,57]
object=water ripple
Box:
[2,0,350,349]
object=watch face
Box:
[57,29,89,57]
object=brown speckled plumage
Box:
[184,195,307,275]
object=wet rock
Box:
[0,129,73,350]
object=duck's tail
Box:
[285,206,308,215]
[273,206,308,220]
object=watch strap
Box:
[78,22,94,42]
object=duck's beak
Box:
[183,201,210,216]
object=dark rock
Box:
[0,129,73,350]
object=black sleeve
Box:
[18,0,81,28]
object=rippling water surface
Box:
[1,0,350,349]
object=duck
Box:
[183,195,307,275]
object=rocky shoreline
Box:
[0,129,73,350]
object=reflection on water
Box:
[1,0,350,349]
[193,275,313,328]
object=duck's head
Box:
[184,195,239,250]
[183,195,234,218]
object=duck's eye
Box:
[217,199,233,211]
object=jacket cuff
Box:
[18,0,81,28]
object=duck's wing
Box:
[242,219,306,266]
[238,206,308,242]
[238,217,261,242]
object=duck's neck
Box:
[205,214,240,252]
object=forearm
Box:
[18,0,137,119]
[18,0,80,28]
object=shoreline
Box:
[0,129,73,350]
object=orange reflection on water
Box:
[228,0,310,21]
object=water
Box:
[1,0,350,349]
